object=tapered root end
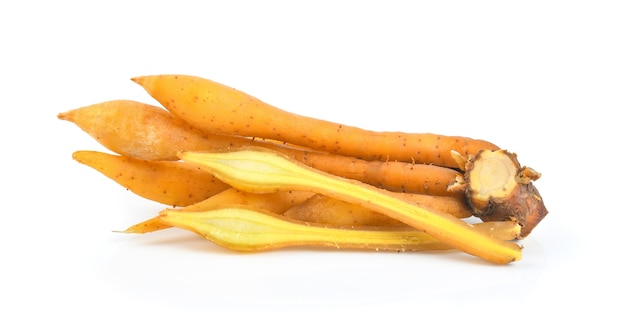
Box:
[71,150,91,164]
[130,76,145,85]
[57,111,73,121]
[130,75,156,90]
[463,149,548,238]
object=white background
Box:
[2,1,624,329]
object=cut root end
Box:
[461,149,548,238]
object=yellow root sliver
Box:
[160,206,452,252]
[178,147,522,264]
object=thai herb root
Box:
[58,74,549,264]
